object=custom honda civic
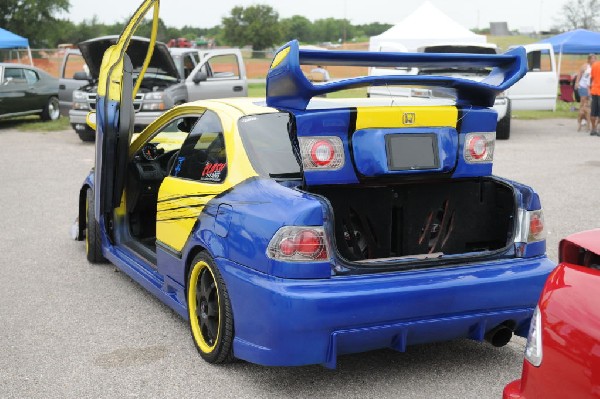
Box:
[74,0,555,367]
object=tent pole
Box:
[555,46,563,113]
[27,46,33,66]
[557,44,563,80]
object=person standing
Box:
[575,54,595,132]
[589,55,600,136]
[310,66,330,82]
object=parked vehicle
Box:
[74,0,555,368]
[168,47,247,102]
[368,42,558,140]
[59,38,247,141]
[0,63,59,122]
[503,229,600,399]
[167,37,192,48]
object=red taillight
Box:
[277,230,325,258]
[279,238,296,256]
[464,132,494,163]
[296,230,323,256]
[310,140,335,166]
[269,226,329,261]
[515,209,546,244]
[468,135,487,159]
[530,213,544,236]
[299,136,345,170]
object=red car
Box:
[504,229,600,399]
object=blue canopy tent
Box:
[538,29,600,78]
[0,27,33,66]
[539,29,600,54]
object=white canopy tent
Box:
[369,2,486,52]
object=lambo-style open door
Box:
[92,0,160,228]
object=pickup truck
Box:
[367,42,558,140]
[58,37,247,141]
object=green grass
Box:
[248,83,266,97]
[513,100,579,120]
[0,116,70,132]
[487,35,539,51]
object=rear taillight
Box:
[267,226,329,261]
[299,137,344,170]
[515,209,546,243]
[524,306,543,367]
[464,132,494,163]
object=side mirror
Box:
[193,70,208,84]
[73,71,90,80]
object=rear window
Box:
[238,113,301,177]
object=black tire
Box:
[40,96,60,121]
[85,188,106,263]
[496,99,511,140]
[77,126,95,142]
[187,252,234,364]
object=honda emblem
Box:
[403,112,416,125]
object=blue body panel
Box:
[267,40,527,110]
[83,171,554,367]
[294,109,359,185]
[352,127,458,176]
[452,107,497,178]
[219,254,555,367]
[293,106,497,184]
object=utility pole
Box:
[343,0,347,44]
[539,0,544,33]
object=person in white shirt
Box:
[575,53,596,132]
[310,66,330,82]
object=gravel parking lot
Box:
[0,118,598,399]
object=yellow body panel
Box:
[270,47,290,69]
[355,106,458,130]
[155,102,258,252]
[97,0,159,101]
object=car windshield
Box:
[238,113,301,178]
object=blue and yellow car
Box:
[74,0,555,367]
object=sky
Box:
[63,0,566,32]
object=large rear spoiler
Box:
[266,40,527,110]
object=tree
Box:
[354,22,393,38]
[557,0,600,30]
[0,0,70,47]
[280,15,313,43]
[222,5,281,56]
[312,18,353,43]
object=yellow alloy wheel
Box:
[187,253,234,363]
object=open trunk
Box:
[308,178,516,263]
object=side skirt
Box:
[103,244,188,319]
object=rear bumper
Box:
[218,255,555,367]
[503,379,524,398]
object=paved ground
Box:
[0,118,598,399]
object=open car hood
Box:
[78,35,179,80]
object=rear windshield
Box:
[238,113,301,178]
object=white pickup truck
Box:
[368,42,557,140]
[59,37,247,141]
